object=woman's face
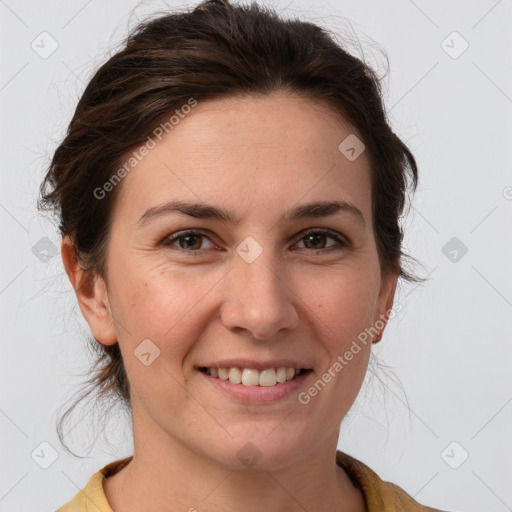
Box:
[77,92,397,469]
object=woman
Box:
[40,0,448,510]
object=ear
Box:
[61,236,117,346]
[373,268,399,341]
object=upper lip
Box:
[195,359,313,371]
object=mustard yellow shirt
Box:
[56,450,448,511]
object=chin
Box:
[208,436,303,472]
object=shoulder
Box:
[56,457,132,512]
[336,450,449,512]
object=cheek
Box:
[108,261,216,408]
[109,257,220,354]
[305,265,380,342]
[109,240,380,363]
[304,267,377,394]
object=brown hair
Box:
[39,0,424,456]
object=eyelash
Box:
[162,228,349,255]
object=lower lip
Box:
[197,369,313,403]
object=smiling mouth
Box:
[197,367,313,387]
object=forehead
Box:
[113,92,372,225]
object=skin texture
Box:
[62,91,398,512]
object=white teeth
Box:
[228,367,242,384]
[276,367,287,383]
[259,368,277,386]
[203,366,306,386]
[242,369,259,386]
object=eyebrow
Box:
[137,199,366,228]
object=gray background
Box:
[0,0,511,511]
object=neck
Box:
[103,407,366,512]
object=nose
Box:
[220,251,299,340]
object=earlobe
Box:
[60,236,118,346]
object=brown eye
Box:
[302,233,328,250]
[163,228,348,256]
[177,234,202,250]
[163,230,215,251]
[296,229,348,252]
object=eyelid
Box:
[162,227,350,252]
[163,229,218,251]
[298,227,349,245]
